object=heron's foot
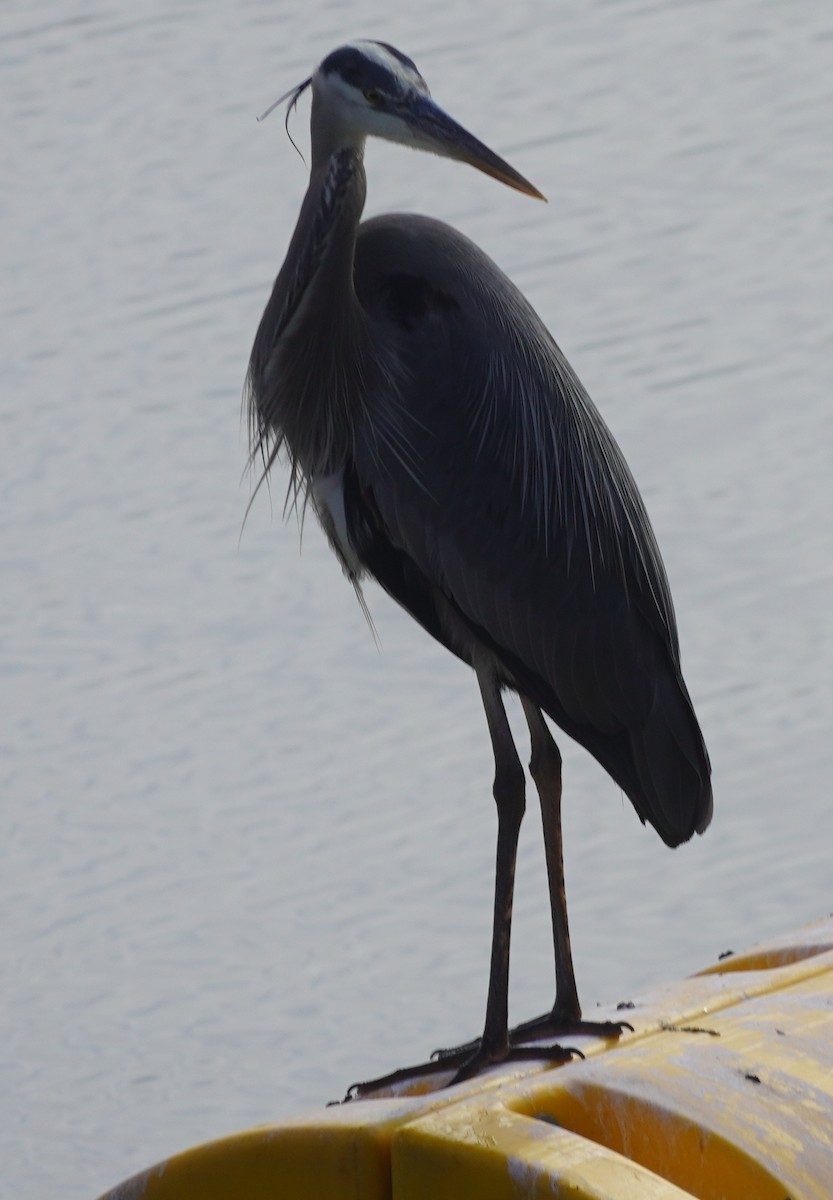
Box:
[344,1041,488,1100]
[509,1009,633,1044]
[344,1035,581,1101]
[432,1031,581,1085]
[343,1054,456,1101]
[442,1036,581,1086]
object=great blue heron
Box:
[247,41,712,1090]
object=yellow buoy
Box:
[98,916,833,1200]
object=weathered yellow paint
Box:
[98,916,833,1200]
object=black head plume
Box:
[257,76,312,159]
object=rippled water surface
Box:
[2,1,832,1195]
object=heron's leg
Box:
[343,676,578,1103]
[435,676,583,1082]
[436,662,524,1084]
[511,699,628,1043]
[520,699,579,1020]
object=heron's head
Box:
[301,40,544,199]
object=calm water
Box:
[2,1,832,1195]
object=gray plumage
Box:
[247,41,712,1087]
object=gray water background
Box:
[2,1,832,1195]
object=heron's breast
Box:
[311,469,364,580]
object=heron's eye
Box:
[363,88,383,106]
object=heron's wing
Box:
[348,215,710,842]
[352,215,677,670]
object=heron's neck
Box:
[247,146,370,482]
[274,145,367,342]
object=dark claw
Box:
[430,1038,479,1062]
[507,1043,583,1062]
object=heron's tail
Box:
[627,671,712,848]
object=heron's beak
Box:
[405,96,546,201]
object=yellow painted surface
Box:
[98,916,833,1199]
